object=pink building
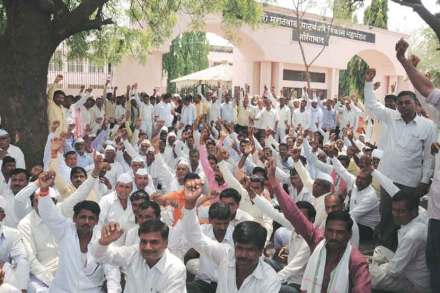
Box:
[49,4,408,99]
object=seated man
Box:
[369,191,430,293]
[0,198,29,292]
[182,178,281,292]
[266,159,371,292]
[37,183,120,293]
[92,219,187,293]
[186,202,234,293]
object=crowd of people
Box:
[0,38,439,293]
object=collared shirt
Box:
[221,102,236,123]
[0,225,29,290]
[364,82,437,187]
[237,105,255,127]
[380,215,430,291]
[277,106,292,129]
[181,104,196,126]
[154,102,173,127]
[38,196,119,293]
[99,192,135,246]
[269,179,371,292]
[76,152,93,170]
[428,153,440,220]
[426,88,440,112]
[182,208,281,293]
[208,100,222,123]
[255,108,277,131]
[91,244,187,293]
[0,145,25,169]
[321,107,336,130]
[196,224,234,283]
[292,109,309,128]
[331,158,380,230]
[47,83,65,133]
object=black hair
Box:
[183,173,200,182]
[11,168,29,180]
[232,221,267,250]
[297,201,316,222]
[393,190,420,212]
[290,168,298,176]
[252,167,267,179]
[220,188,242,204]
[299,156,307,165]
[130,190,150,202]
[73,200,100,218]
[70,166,87,179]
[139,200,161,218]
[138,219,169,240]
[189,149,200,156]
[208,202,231,221]
[279,143,288,149]
[397,90,417,102]
[384,94,397,102]
[326,210,353,232]
[315,178,333,193]
[207,154,218,164]
[64,151,76,159]
[53,90,65,98]
[2,156,15,165]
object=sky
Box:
[207,0,440,46]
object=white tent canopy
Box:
[171,63,232,90]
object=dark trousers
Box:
[187,279,217,293]
[279,283,301,293]
[358,223,374,243]
[427,218,440,292]
[375,184,417,251]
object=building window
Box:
[67,58,84,73]
[283,70,326,83]
[88,61,105,73]
[49,51,63,72]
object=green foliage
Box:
[339,0,387,99]
[411,28,440,87]
[363,0,388,29]
[339,55,369,98]
[163,32,210,93]
[58,0,262,65]
[333,0,363,21]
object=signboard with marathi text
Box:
[262,12,376,46]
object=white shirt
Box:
[91,244,187,293]
[196,224,234,283]
[38,196,119,293]
[182,208,281,293]
[379,214,430,291]
[181,104,196,126]
[277,106,291,129]
[0,188,21,228]
[155,102,173,127]
[292,109,309,128]
[338,106,360,129]
[255,108,277,131]
[364,82,437,187]
[208,100,222,123]
[0,145,25,169]
[221,102,236,123]
[331,158,380,230]
[253,196,310,285]
[99,192,135,245]
[0,225,29,290]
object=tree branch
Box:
[391,0,440,43]
[54,0,111,40]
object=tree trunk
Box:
[0,1,59,168]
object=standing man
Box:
[47,74,65,134]
[364,68,437,250]
[277,96,291,142]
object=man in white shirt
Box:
[186,202,234,293]
[208,95,222,124]
[154,94,174,128]
[37,187,120,293]
[370,191,430,293]
[98,173,135,246]
[221,96,236,124]
[1,168,29,228]
[255,99,277,133]
[331,157,380,242]
[0,198,29,292]
[181,97,196,126]
[276,97,291,142]
[92,219,187,293]
[139,94,154,139]
[0,129,25,169]
[292,100,309,129]
[364,68,437,250]
[182,179,281,293]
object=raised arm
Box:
[182,179,229,266]
[363,69,393,122]
[7,231,30,291]
[371,169,400,197]
[330,157,355,188]
[293,160,314,192]
[254,195,293,229]
[267,159,321,249]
